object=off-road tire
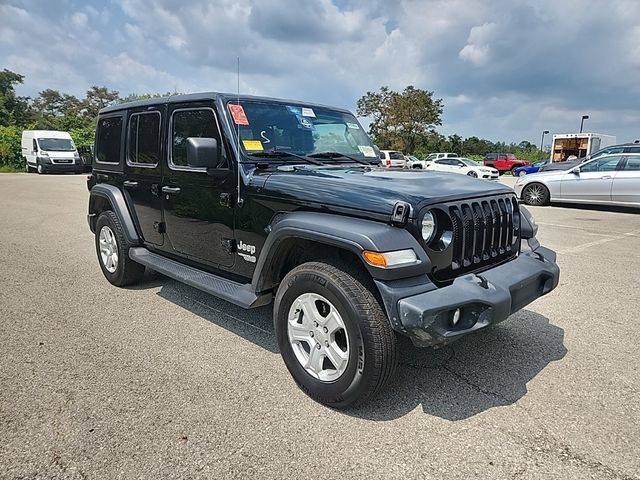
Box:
[274,261,397,408]
[522,183,550,206]
[95,211,145,287]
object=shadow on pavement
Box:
[349,309,566,421]
[138,274,566,420]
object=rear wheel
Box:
[522,183,550,206]
[95,211,145,286]
[274,262,397,408]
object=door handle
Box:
[161,186,181,194]
[600,175,612,180]
[123,180,139,188]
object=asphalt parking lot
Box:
[1,173,639,480]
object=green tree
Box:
[0,69,33,126]
[81,86,119,119]
[357,85,443,153]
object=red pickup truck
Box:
[483,153,530,175]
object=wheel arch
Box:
[251,212,431,294]
[88,184,141,245]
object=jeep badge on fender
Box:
[87,92,559,408]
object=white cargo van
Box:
[21,130,83,174]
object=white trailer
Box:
[550,133,616,162]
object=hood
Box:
[260,166,512,217]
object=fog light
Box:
[451,308,461,326]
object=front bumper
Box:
[40,159,83,173]
[377,244,559,347]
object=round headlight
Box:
[421,211,436,243]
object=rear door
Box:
[123,108,164,246]
[611,156,640,205]
[559,156,623,202]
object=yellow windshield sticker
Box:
[242,140,263,151]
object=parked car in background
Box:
[21,130,83,174]
[514,160,550,177]
[583,142,640,161]
[483,153,530,175]
[538,159,583,172]
[404,154,422,168]
[379,149,407,168]
[408,152,459,169]
[515,153,640,208]
[426,157,499,180]
[77,145,93,173]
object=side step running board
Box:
[129,247,271,309]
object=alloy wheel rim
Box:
[525,185,544,205]
[287,293,350,382]
[99,226,118,273]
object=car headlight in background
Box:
[421,211,436,242]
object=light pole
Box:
[579,115,589,133]
[540,130,549,159]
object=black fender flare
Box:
[251,211,431,292]
[88,184,141,245]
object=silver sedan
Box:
[514,153,640,208]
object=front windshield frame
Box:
[225,100,377,162]
[37,137,76,152]
[459,158,479,167]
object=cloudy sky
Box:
[2,0,640,144]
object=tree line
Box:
[0,69,544,170]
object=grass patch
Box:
[0,165,23,173]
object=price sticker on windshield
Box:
[358,146,376,157]
[242,140,263,151]
[228,103,249,125]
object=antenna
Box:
[236,56,244,207]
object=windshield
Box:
[227,101,377,160]
[38,138,75,151]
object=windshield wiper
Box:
[247,150,324,166]
[307,151,373,166]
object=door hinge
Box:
[221,238,236,253]
[220,192,233,208]
[154,221,166,233]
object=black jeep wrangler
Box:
[87,92,559,408]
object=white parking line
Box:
[557,230,640,254]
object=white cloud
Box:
[459,22,497,66]
[70,12,88,28]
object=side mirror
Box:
[570,167,581,174]
[186,137,220,169]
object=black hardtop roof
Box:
[99,92,353,115]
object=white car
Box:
[425,157,499,180]
[379,150,407,168]
[514,153,640,208]
[409,152,459,169]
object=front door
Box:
[559,156,622,202]
[161,103,235,268]
[123,108,164,246]
[611,156,640,205]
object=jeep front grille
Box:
[427,194,520,282]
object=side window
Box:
[32,139,37,151]
[128,112,161,166]
[581,156,622,172]
[96,116,123,164]
[485,154,495,160]
[171,108,227,169]
[622,157,640,171]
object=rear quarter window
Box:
[96,116,123,164]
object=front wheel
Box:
[522,183,550,206]
[467,170,478,178]
[36,162,44,174]
[518,170,527,177]
[274,262,397,408]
